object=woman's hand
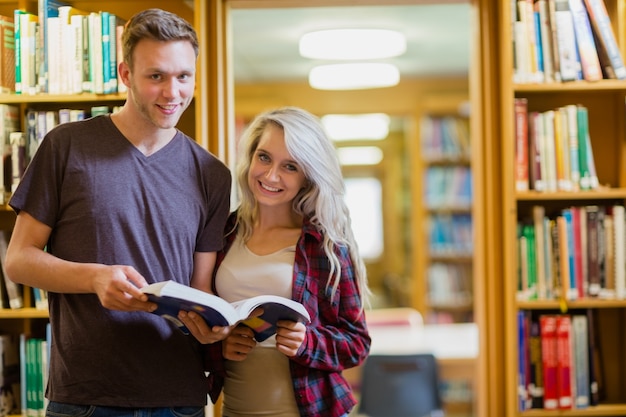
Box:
[275,320,306,357]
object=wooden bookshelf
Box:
[415,100,474,324]
[496,0,626,415]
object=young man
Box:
[5,8,231,415]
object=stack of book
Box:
[512,0,626,83]
[514,99,599,193]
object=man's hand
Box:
[93,265,156,312]
[178,310,231,344]
[222,325,256,360]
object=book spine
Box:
[537,0,556,82]
[582,0,626,79]
[13,10,22,94]
[612,205,625,298]
[533,205,547,299]
[601,211,615,298]
[556,314,573,409]
[540,314,559,410]
[565,104,580,190]
[568,0,603,81]
[514,98,529,191]
[554,0,583,81]
[529,314,545,408]
[586,205,601,296]
[572,314,590,408]
[518,310,530,410]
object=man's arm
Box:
[5,211,154,312]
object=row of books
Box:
[517,310,600,411]
[0,0,127,95]
[512,0,626,84]
[514,99,599,192]
[428,213,473,256]
[420,115,471,160]
[424,166,472,209]
[0,328,50,417]
[427,262,472,307]
[517,204,625,302]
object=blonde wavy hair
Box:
[233,106,369,306]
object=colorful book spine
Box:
[540,314,559,410]
[554,0,583,81]
[568,0,603,81]
[556,314,573,409]
[514,98,529,191]
[583,0,626,79]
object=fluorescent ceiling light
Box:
[309,63,400,90]
[337,146,384,166]
[322,113,390,141]
[299,29,406,60]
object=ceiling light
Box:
[309,63,400,90]
[337,146,384,166]
[322,113,390,141]
[299,29,406,60]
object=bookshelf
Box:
[498,0,626,415]
[415,95,474,324]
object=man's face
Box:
[122,38,196,130]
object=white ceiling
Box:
[229,3,472,84]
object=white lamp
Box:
[299,29,406,60]
[322,113,390,141]
[309,63,400,90]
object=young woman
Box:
[206,106,371,417]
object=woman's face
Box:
[248,123,307,211]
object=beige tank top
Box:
[216,236,299,417]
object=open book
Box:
[141,280,311,342]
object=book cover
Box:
[529,111,545,191]
[585,205,601,296]
[565,104,580,190]
[572,314,590,408]
[562,208,578,300]
[141,280,311,342]
[37,0,70,93]
[514,98,529,191]
[557,214,572,300]
[0,15,15,94]
[583,0,626,79]
[556,314,573,409]
[540,314,559,410]
[528,314,545,408]
[612,205,625,299]
[601,211,615,298]
[576,106,592,190]
[554,0,583,81]
[517,310,530,410]
[536,0,556,82]
[568,0,603,81]
[572,206,585,299]
[533,205,547,299]
[541,109,557,191]
[554,107,574,191]
[586,309,602,405]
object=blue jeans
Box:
[46,402,205,417]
